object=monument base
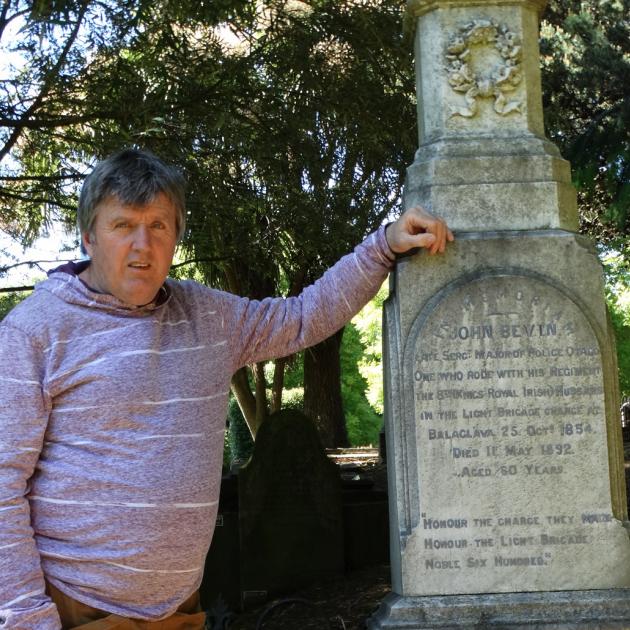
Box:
[368,590,630,629]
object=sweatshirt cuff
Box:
[376,224,397,264]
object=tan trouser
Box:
[46,581,206,630]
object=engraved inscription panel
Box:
[404,274,630,594]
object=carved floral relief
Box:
[445,19,523,119]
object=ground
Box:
[227,563,391,630]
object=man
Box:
[0,149,453,629]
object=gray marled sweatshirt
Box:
[0,227,394,629]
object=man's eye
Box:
[114,223,129,229]
[151,222,165,229]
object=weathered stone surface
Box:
[407,0,547,141]
[238,410,344,603]
[404,139,578,232]
[369,589,630,629]
[401,0,577,231]
[406,0,548,22]
[407,151,571,186]
[383,232,630,597]
[405,176,578,232]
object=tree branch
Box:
[0,1,89,163]
[0,255,240,274]
[0,174,83,182]
[0,113,112,129]
[169,255,233,270]
[0,258,74,274]
[0,4,29,41]
[0,187,77,211]
[0,284,34,293]
[0,0,11,40]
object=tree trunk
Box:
[253,361,269,432]
[271,356,286,413]
[231,364,268,438]
[303,328,349,449]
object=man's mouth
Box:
[129,262,150,269]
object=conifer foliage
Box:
[540,0,630,246]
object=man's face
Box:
[81,193,178,306]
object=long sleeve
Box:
[227,226,395,370]
[0,325,61,629]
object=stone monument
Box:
[369,0,630,627]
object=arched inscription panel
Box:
[402,273,630,593]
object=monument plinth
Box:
[369,0,630,627]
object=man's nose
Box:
[132,224,152,249]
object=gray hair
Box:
[78,148,186,254]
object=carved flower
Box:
[447,37,466,55]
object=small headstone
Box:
[238,409,344,605]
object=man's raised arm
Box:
[225,207,454,370]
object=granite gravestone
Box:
[370,0,630,627]
[238,409,344,607]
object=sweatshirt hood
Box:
[38,260,170,314]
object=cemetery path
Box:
[226,562,391,630]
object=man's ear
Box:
[81,231,94,257]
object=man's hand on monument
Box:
[386,206,454,256]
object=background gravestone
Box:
[238,409,344,607]
[370,0,630,627]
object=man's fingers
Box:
[423,215,448,255]
[385,207,453,254]
[412,233,436,250]
[431,219,445,254]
